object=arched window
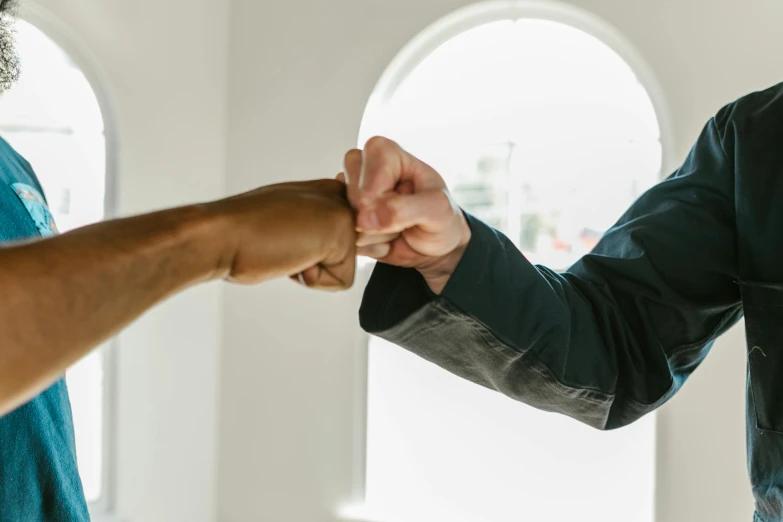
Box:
[0,20,110,507]
[352,4,668,522]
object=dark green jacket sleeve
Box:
[359,114,743,430]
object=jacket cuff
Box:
[359,213,504,333]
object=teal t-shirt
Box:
[0,137,89,521]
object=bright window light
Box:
[359,17,661,522]
[0,20,108,505]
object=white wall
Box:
[20,1,228,521]
[220,1,782,521]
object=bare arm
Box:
[0,179,356,415]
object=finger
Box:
[358,243,391,259]
[356,232,399,247]
[356,190,457,234]
[289,271,309,287]
[358,137,407,208]
[359,137,443,208]
[314,254,356,290]
[343,149,363,207]
[295,265,321,287]
[296,264,350,290]
[336,172,346,184]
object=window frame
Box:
[358,0,675,169]
[344,1,674,520]
[17,4,121,519]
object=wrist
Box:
[174,202,237,283]
[418,215,471,295]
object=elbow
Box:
[601,394,662,431]
[493,361,653,432]
[506,393,651,432]
[492,369,616,431]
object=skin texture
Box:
[0,179,356,415]
[343,136,471,294]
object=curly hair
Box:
[0,0,16,14]
[0,0,19,93]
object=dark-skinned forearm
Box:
[0,204,226,415]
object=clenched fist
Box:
[343,137,471,293]
[206,179,356,290]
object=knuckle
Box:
[344,148,362,167]
[377,202,402,229]
[303,178,338,194]
[385,197,405,217]
[320,178,343,191]
[364,136,396,156]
